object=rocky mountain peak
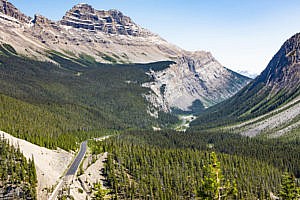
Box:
[258,33,300,93]
[73,3,94,14]
[60,3,150,36]
[178,51,218,73]
[0,0,30,23]
[143,52,251,112]
[32,14,55,27]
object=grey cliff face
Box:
[60,3,150,36]
[258,33,300,93]
[143,52,251,112]
[0,0,30,23]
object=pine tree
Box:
[198,152,237,200]
[279,172,299,200]
[93,183,110,199]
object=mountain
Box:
[0,1,179,62]
[236,70,258,79]
[1,2,300,200]
[143,52,251,112]
[191,33,300,138]
[60,3,151,36]
[0,0,30,23]
[0,1,250,112]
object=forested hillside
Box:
[0,135,37,199]
[116,130,300,177]
[89,131,300,199]
[0,44,178,150]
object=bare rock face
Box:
[0,0,30,23]
[144,51,251,112]
[60,3,151,36]
[32,14,56,28]
[259,33,300,94]
[30,15,62,45]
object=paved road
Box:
[66,141,87,176]
[48,141,87,200]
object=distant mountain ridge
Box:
[191,32,300,138]
[0,0,250,112]
[236,70,258,79]
[144,52,251,112]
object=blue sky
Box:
[9,0,300,74]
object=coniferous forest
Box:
[0,135,37,199]
[0,44,300,200]
[89,131,300,199]
[0,47,177,150]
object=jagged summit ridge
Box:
[60,3,151,36]
[258,32,300,93]
[0,0,30,23]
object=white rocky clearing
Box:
[69,152,109,200]
[175,115,196,132]
[0,131,73,200]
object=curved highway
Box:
[48,141,87,200]
[66,141,87,176]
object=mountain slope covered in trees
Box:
[89,131,300,199]
[0,44,178,150]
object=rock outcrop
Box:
[0,0,30,23]
[144,51,251,112]
[258,33,300,93]
[32,14,56,28]
[60,3,151,37]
